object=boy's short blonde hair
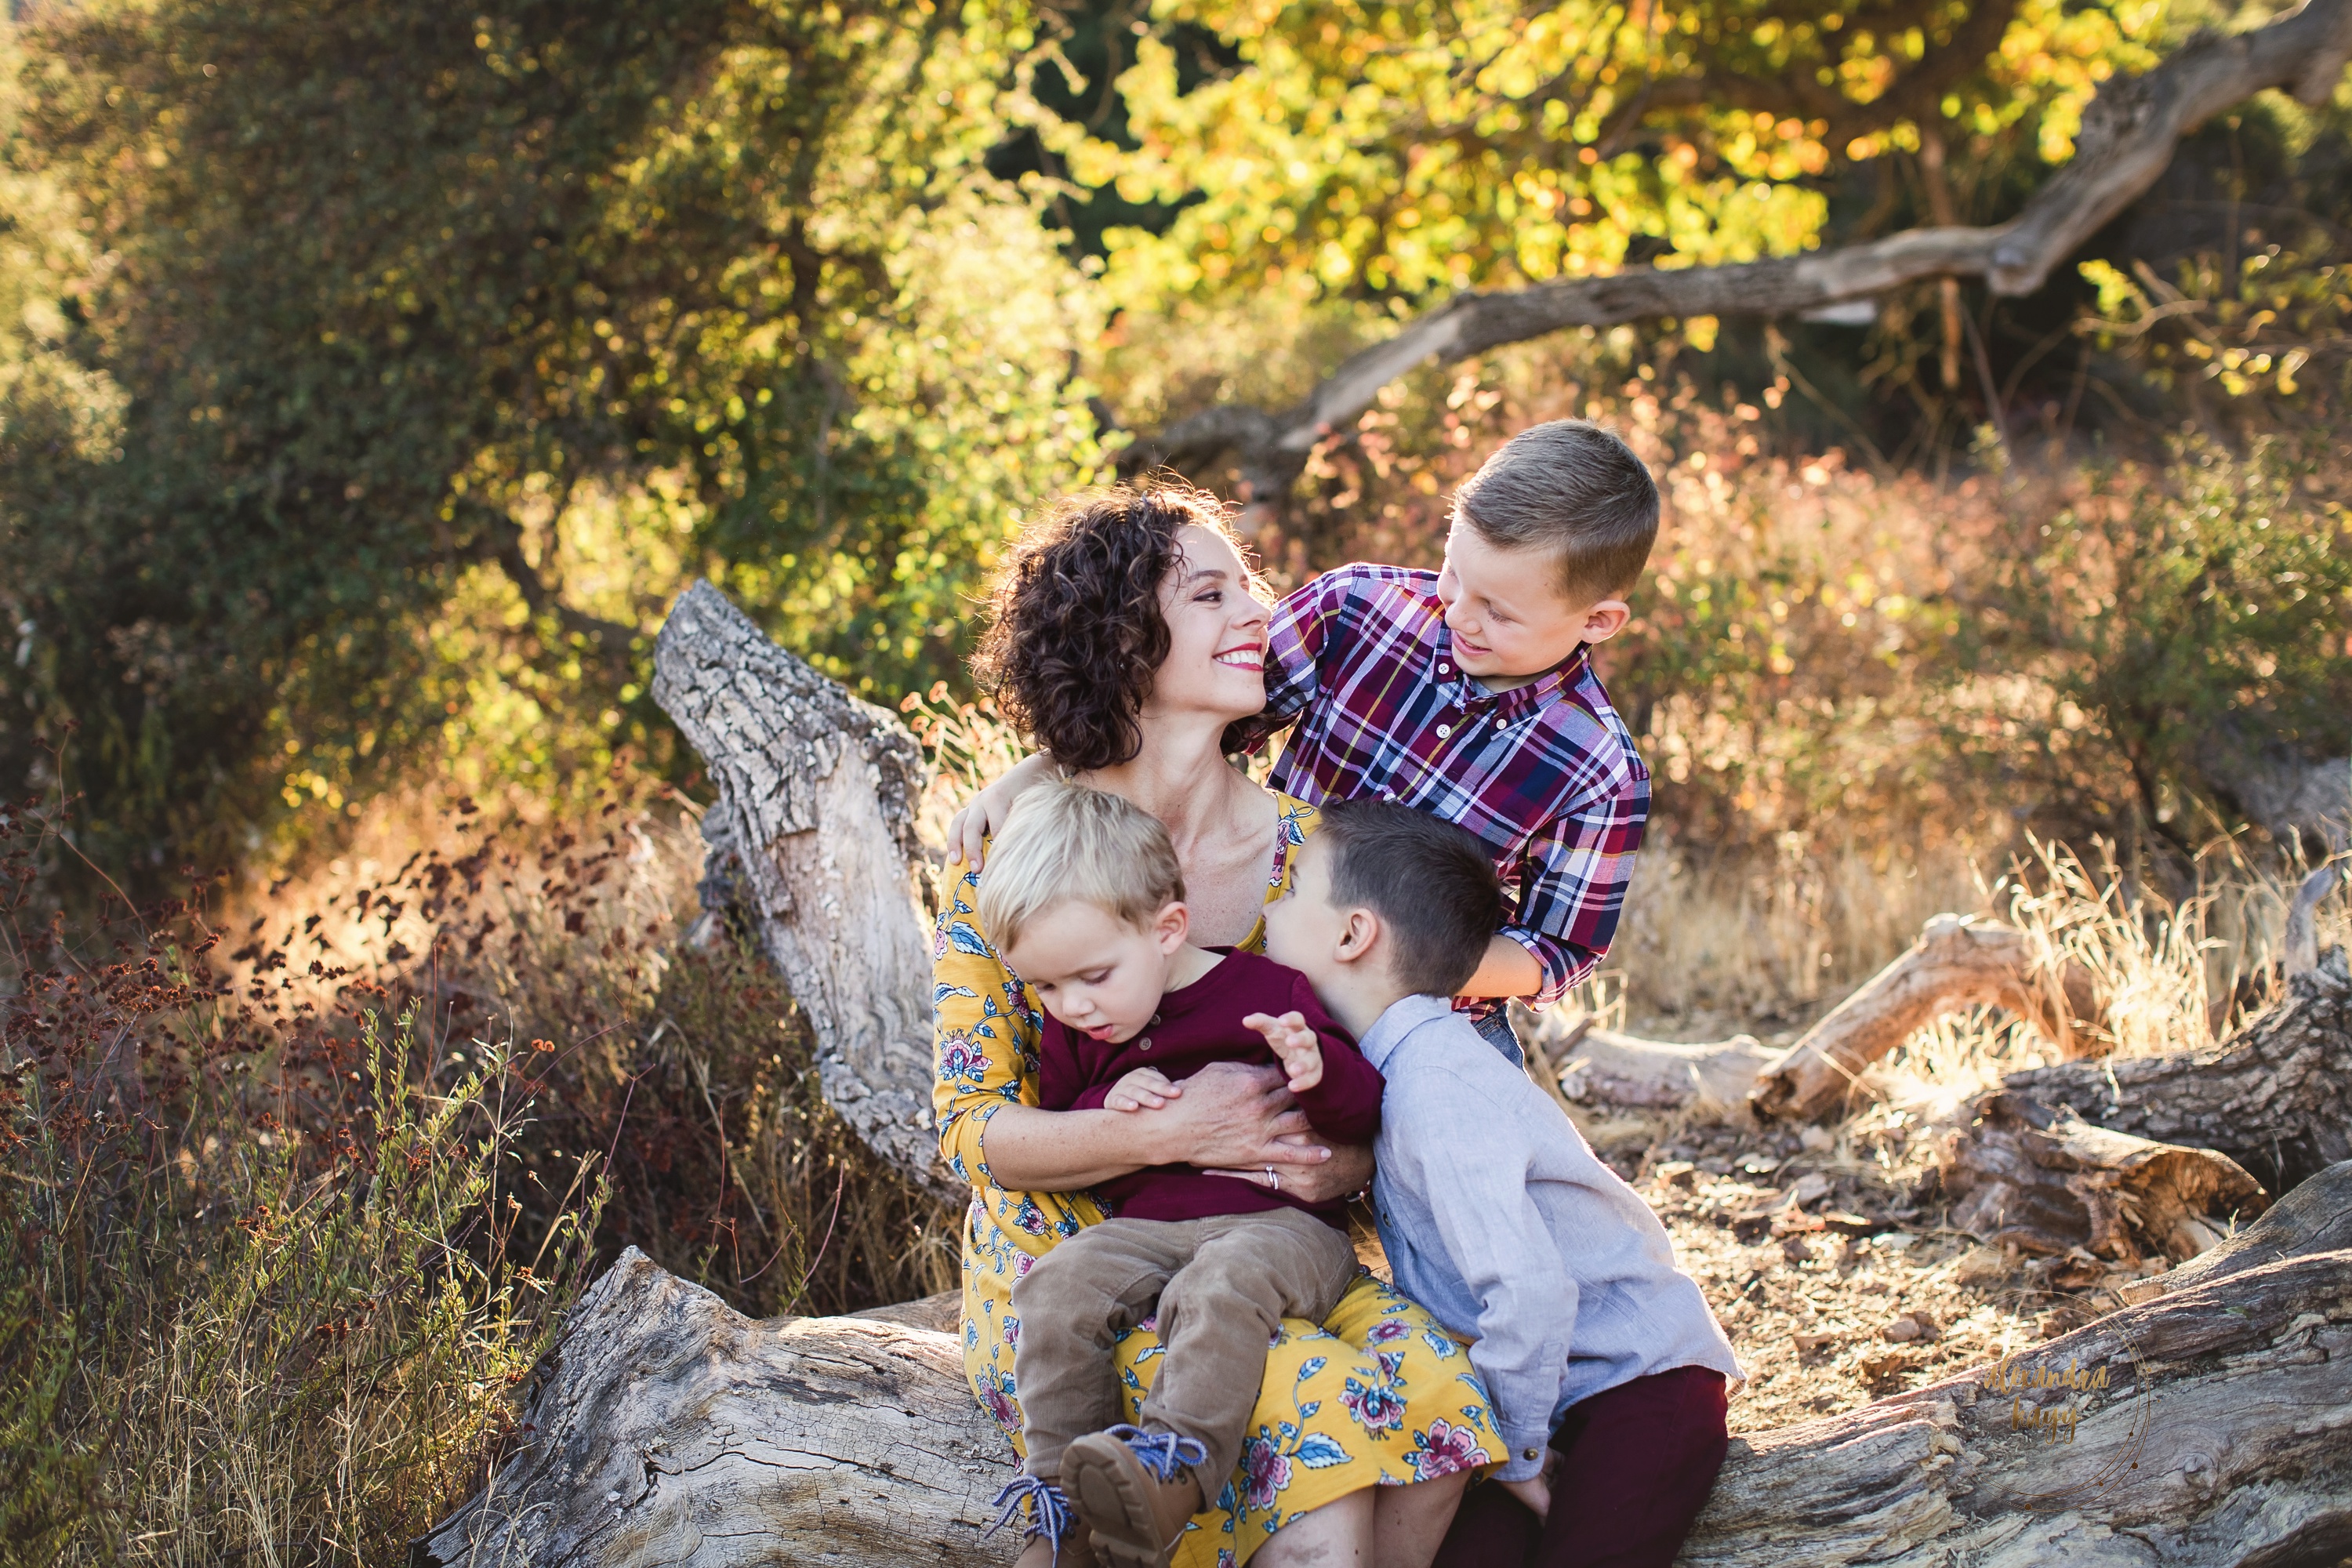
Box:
[975,782,1185,953]
[1453,419,1659,604]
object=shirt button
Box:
[1150,1014,1163,1025]
[1523,1447,1540,1461]
[1436,724,1452,739]
[1137,1036,1152,1051]
[1438,662,1450,674]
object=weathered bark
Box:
[417,1165,2352,1567]
[1751,916,2103,1123]
[410,1247,1012,1568]
[2288,864,2345,978]
[2197,737,2351,855]
[1120,0,2352,513]
[1940,1092,2270,1264]
[1519,916,2099,1121]
[2118,1153,2352,1305]
[1519,1006,1780,1116]
[1678,1243,2352,1568]
[1991,946,2352,1194]
[651,581,953,1198]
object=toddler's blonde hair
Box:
[975,782,1185,952]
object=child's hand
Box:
[1501,1472,1552,1524]
[946,753,1053,869]
[1243,1011,1323,1094]
[1104,1067,1182,1112]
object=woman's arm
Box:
[946,752,1056,870]
[982,1059,1341,1190]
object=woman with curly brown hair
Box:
[933,487,1497,1568]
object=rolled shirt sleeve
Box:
[1256,569,1356,738]
[1501,763,1650,1007]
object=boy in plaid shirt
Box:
[954,418,1659,1066]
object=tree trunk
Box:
[1990,946,2352,1195]
[651,580,955,1199]
[415,1165,2352,1567]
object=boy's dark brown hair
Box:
[1313,800,1504,997]
[975,484,1260,772]
[1453,419,1660,605]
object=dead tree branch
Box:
[1123,0,2352,509]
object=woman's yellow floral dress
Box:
[932,793,1498,1568]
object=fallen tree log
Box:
[1748,915,2102,1123]
[1989,946,2352,1194]
[650,580,954,1199]
[1520,1011,1780,1116]
[1514,915,2100,1121]
[418,1164,2352,1567]
[1940,1092,2270,1265]
[2117,1149,2352,1305]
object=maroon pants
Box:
[1432,1367,1730,1568]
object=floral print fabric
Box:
[933,793,1499,1566]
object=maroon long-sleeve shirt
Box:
[1037,949,1383,1227]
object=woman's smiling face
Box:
[1141,523,1271,726]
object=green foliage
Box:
[2078,245,2352,426]
[1979,437,2352,845]
[1069,0,2157,307]
[0,0,1100,875]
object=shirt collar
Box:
[1353,992,1456,1073]
[1429,625,1591,720]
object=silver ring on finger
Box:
[1265,1165,1279,1192]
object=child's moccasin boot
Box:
[1061,1425,1206,1568]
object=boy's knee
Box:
[1010,1248,1100,1326]
[1013,1242,1163,1331]
[1171,1230,1338,1321]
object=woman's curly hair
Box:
[974,485,1259,773]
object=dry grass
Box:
[1566,837,2350,1433]
[220,779,961,1323]
[2,775,602,1566]
[1608,833,1991,1036]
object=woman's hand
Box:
[1206,1139,1374,1206]
[1132,1059,1321,1169]
[975,1060,1320,1192]
[947,753,1055,869]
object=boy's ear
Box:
[1152,900,1190,953]
[1577,598,1632,645]
[1334,906,1382,966]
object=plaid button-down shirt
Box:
[1258,563,1650,1007]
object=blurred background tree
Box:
[0,0,1099,873]
[0,0,2344,884]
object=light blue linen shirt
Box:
[1356,993,1745,1482]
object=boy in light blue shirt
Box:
[1262,799,1744,1567]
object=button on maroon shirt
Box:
[1036,949,1383,1228]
